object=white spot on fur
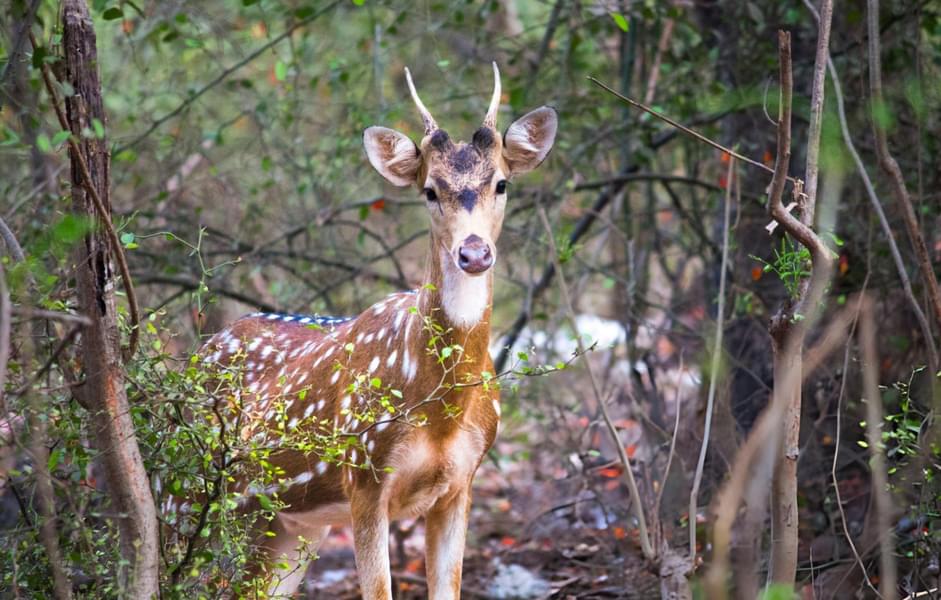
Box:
[386,350,398,368]
[368,356,380,373]
[401,351,411,380]
[492,398,501,417]
[330,370,340,385]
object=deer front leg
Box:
[425,487,472,599]
[351,489,393,600]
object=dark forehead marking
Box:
[472,127,495,150]
[432,176,452,193]
[458,188,477,212]
[430,129,452,151]
[449,144,480,173]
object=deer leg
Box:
[264,512,330,598]
[351,489,393,599]
[425,488,472,600]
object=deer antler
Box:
[483,61,501,130]
[404,67,438,135]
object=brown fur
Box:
[182,66,556,599]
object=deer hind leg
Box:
[425,488,472,600]
[262,512,330,598]
[351,489,393,599]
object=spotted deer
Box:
[195,63,556,598]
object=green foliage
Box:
[750,235,811,300]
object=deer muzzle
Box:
[457,234,493,274]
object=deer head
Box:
[363,64,557,327]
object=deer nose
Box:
[457,235,493,274]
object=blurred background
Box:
[2,0,940,597]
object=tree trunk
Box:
[63,1,159,596]
[769,326,804,583]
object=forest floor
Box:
[300,434,662,599]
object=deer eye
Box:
[424,188,438,202]
[495,180,508,194]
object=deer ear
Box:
[364,127,422,187]
[502,106,558,176]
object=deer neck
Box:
[409,233,494,430]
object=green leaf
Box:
[36,134,52,153]
[102,6,124,20]
[352,0,365,5]
[440,346,453,359]
[370,377,381,388]
[48,448,63,471]
[92,118,105,139]
[120,232,135,245]
[257,493,274,511]
[610,13,629,32]
[51,130,71,146]
[274,61,287,82]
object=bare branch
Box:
[866,0,941,336]
[588,76,798,183]
[534,199,655,560]
[802,0,938,371]
[689,157,734,564]
[860,298,898,599]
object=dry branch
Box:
[802,0,938,373]
[688,156,734,565]
[867,0,941,334]
[860,298,898,599]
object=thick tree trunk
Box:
[63,1,159,596]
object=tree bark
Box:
[63,1,159,596]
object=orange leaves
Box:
[763,149,774,167]
[752,265,764,281]
[500,536,516,548]
[613,526,627,540]
[838,253,850,275]
[371,198,386,212]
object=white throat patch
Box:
[440,251,491,329]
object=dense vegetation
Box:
[1,0,940,597]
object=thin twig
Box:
[116,0,341,153]
[802,0,939,372]
[0,264,10,414]
[0,217,26,262]
[867,0,941,335]
[11,307,92,326]
[29,32,141,360]
[829,287,882,598]
[655,353,684,522]
[535,198,654,560]
[689,156,734,564]
[588,76,798,184]
[802,0,834,226]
